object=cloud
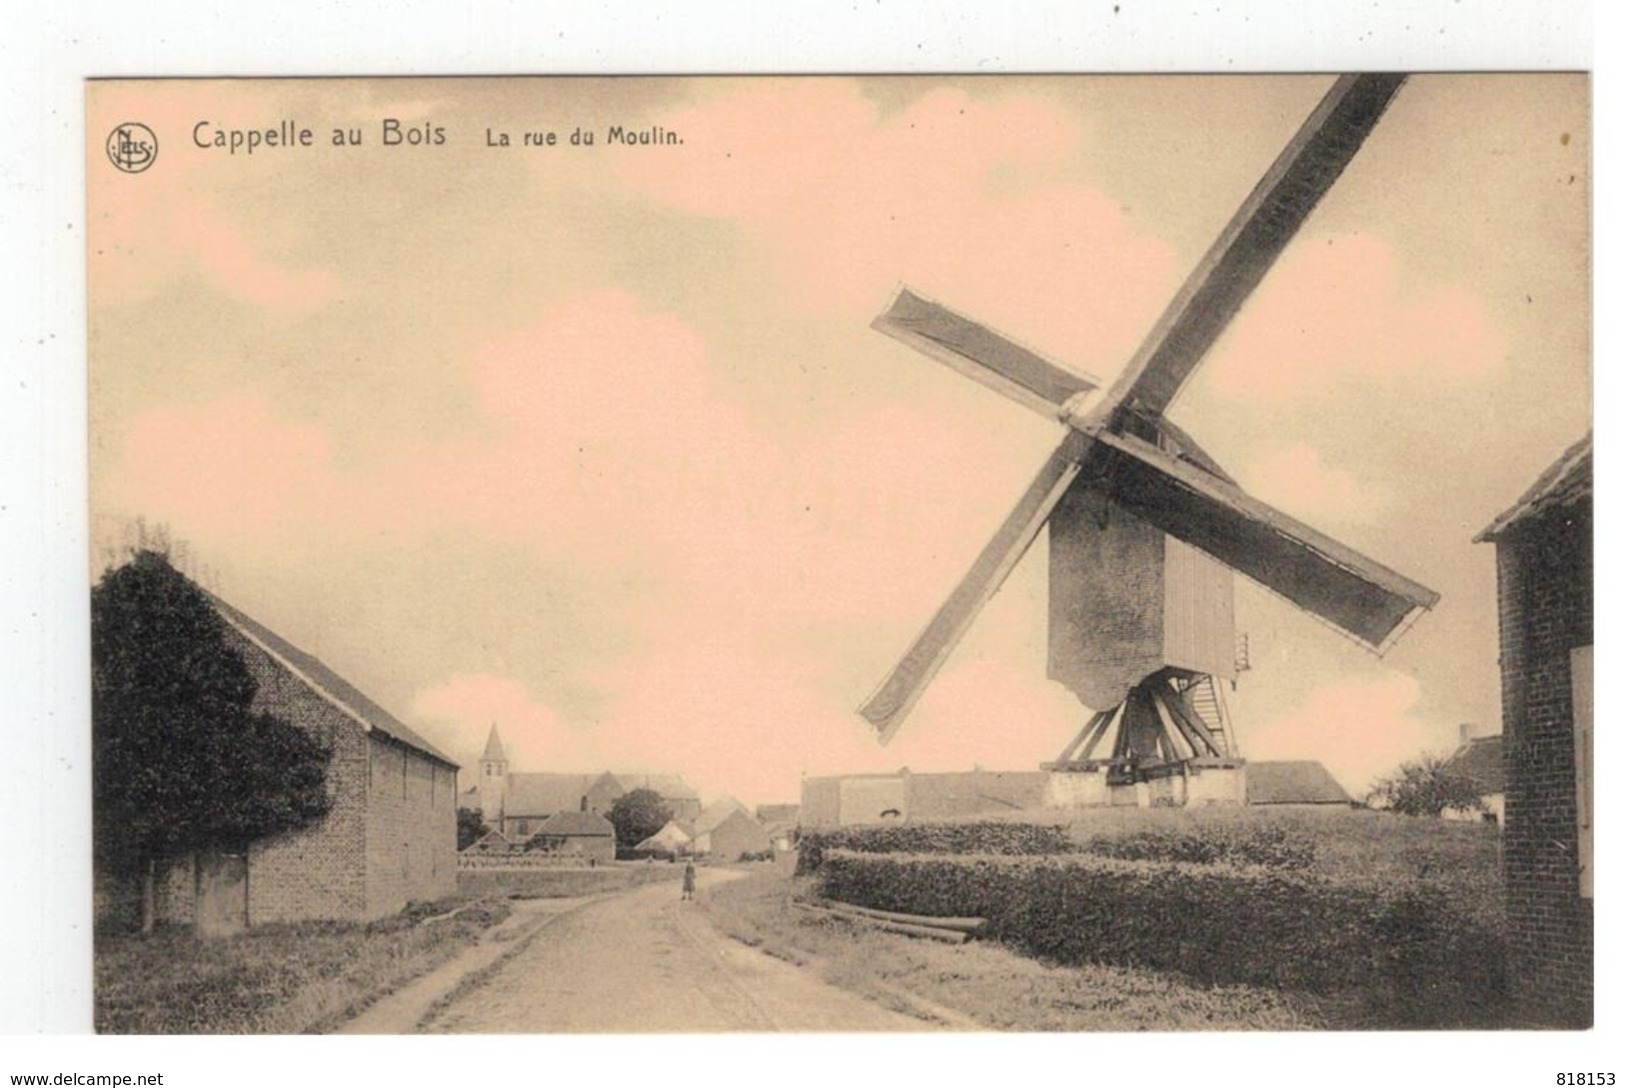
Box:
[412,673,600,772]
[615,80,1178,374]
[1206,233,1503,403]
[90,83,338,310]
[1244,442,1389,525]
[1244,673,1457,795]
[108,394,358,537]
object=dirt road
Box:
[424,869,932,1032]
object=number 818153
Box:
[1558,1075,1614,1085]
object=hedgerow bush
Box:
[816,851,1504,1027]
[795,822,1072,875]
[1080,823,1316,870]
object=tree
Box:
[457,807,490,851]
[607,788,672,856]
[1367,753,1485,817]
[92,550,333,932]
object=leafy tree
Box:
[1367,753,1485,817]
[607,788,672,856]
[92,550,333,931]
[457,807,490,851]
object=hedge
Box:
[795,820,1315,875]
[795,822,1072,875]
[816,851,1504,1026]
[1079,824,1316,870]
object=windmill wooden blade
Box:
[1093,430,1438,651]
[1098,74,1406,422]
[873,288,1099,418]
[860,430,1095,742]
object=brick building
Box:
[1476,433,1592,1027]
[106,595,460,934]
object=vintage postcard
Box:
[86,74,1590,1034]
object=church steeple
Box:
[482,723,507,763]
[478,723,508,825]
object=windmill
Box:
[858,74,1440,804]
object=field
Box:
[94,897,511,1033]
[715,807,1505,1030]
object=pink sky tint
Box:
[1243,442,1389,526]
[412,674,600,772]
[109,395,351,535]
[1242,673,1459,796]
[615,80,1179,374]
[91,80,338,311]
[1205,232,1504,403]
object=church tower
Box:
[477,723,508,826]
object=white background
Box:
[1,0,1608,1083]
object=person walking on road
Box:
[682,860,696,901]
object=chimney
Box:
[1458,722,1476,745]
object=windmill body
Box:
[855,75,1440,805]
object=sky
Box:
[87,74,1590,806]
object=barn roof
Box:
[1441,735,1505,796]
[1246,760,1354,805]
[207,593,458,769]
[535,810,615,837]
[506,773,595,817]
[613,773,700,801]
[1476,432,1592,542]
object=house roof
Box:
[710,809,765,836]
[207,593,458,768]
[633,820,692,851]
[469,829,511,849]
[1476,432,1592,542]
[535,810,615,837]
[1441,735,1505,796]
[755,803,801,825]
[694,797,749,836]
[506,773,596,817]
[1246,760,1354,805]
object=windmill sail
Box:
[859,430,1093,742]
[872,288,1099,418]
[1093,429,1437,650]
[1096,73,1407,422]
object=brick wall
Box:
[225,625,371,924]
[1496,502,1592,1027]
[364,734,458,916]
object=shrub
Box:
[1080,823,1316,870]
[795,822,1072,875]
[815,851,1503,1026]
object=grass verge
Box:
[698,859,1310,1031]
[94,897,511,1034]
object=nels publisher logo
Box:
[106,122,158,174]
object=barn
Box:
[1476,432,1592,1028]
[102,594,460,934]
[1244,761,1354,807]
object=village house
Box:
[1439,723,1506,825]
[529,810,617,864]
[631,819,694,858]
[1476,432,1592,1028]
[465,725,702,844]
[701,809,773,861]
[98,594,460,935]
